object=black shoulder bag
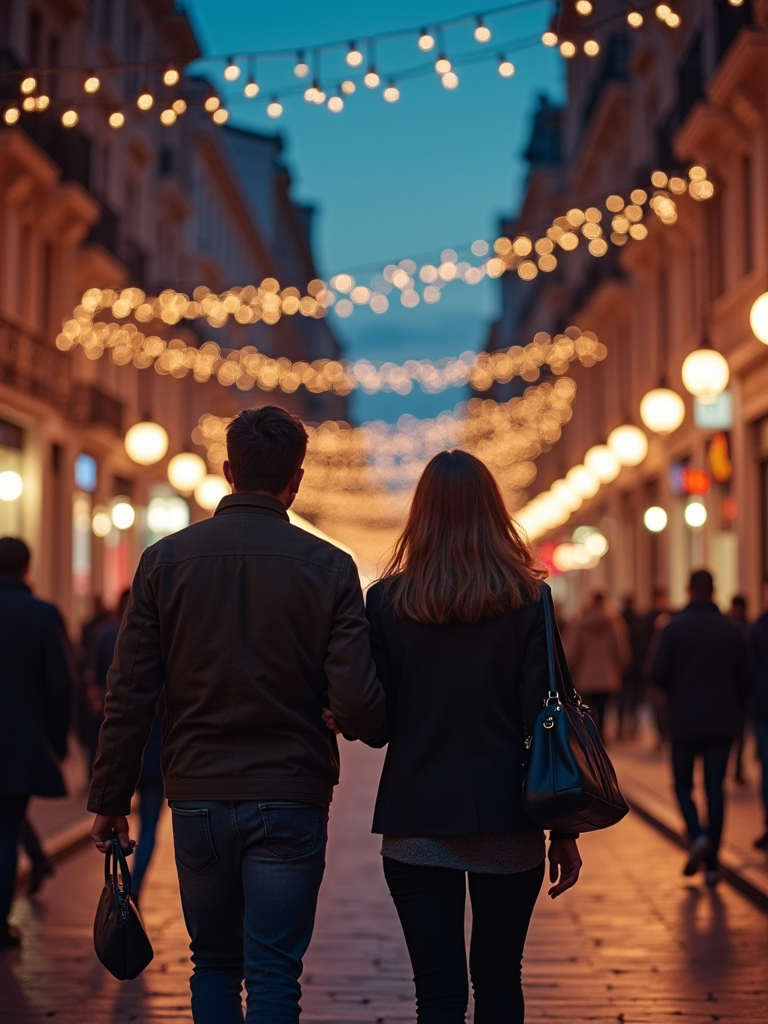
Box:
[523,584,629,833]
[93,838,154,980]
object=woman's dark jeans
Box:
[171,799,328,1024]
[383,856,544,1024]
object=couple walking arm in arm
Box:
[88,406,582,1024]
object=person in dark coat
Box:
[749,589,768,850]
[652,569,753,886]
[0,538,74,948]
[328,451,582,1024]
[618,595,655,739]
[83,590,130,773]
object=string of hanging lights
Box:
[2,1,696,130]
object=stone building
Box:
[0,0,344,625]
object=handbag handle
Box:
[105,836,133,898]
[539,583,580,704]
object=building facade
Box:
[490,0,768,615]
[0,0,344,627]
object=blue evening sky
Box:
[181,0,564,422]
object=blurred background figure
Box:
[644,587,673,750]
[18,818,53,896]
[749,585,768,852]
[81,590,130,774]
[73,597,109,776]
[652,570,753,886]
[618,595,655,741]
[564,590,631,738]
[728,595,750,785]
[0,538,74,949]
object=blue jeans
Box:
[170,800,328,1024]
[132,781,165,898]
[754,720,768,827]
[671,737,732,870]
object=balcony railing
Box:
[0,314,71,412]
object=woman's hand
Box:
[322,707,340,733]
[547,838,582,898]
[90,814,136,855]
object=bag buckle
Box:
[543,716,555,730]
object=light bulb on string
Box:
[311,83,326,105]
[327,93,344,113]
[84,74,100,93]
[61,109,79,128]
[584,39,600,56]
[20,76,36,95]
[267,97,283,118]
[541,31,558,47]
[35,95,49,109]
[681,342,729,403]
[172,98,187,114]
[204,96,220,113]
[304,84,317,103]
[212,107,229,124]
[163,67,180,86]
[294,51,309,78]
[474,17,491,43]
[346,42,363,66]
[341,80,356,95]
[627,5,644,26]
[4,107,20,125]
[137,91,154,111]
[418,29,435,51]
[22,97,35,111]
[575,0,593,13]
[160,108,177,125]
[750,292,768,343]
[498,56,515,77]
[364,67,380,88]
[223,57,240,81]
[244,78,259,98]
[108,110,125,128]
[383,81,400,103]
[442,71,459,90]
[435,55,451,74]
[640,386,685,435]
[560,40,577,58]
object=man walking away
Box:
[88,406,385,1024]
[749,586,768,850]
[652,570,753,885]
[0,538,74,948]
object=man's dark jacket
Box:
[651,600,753,740]
[749,612,768,722]
[0,577,74,797]
[88,494,385,817]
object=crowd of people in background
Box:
[2,524,768,949]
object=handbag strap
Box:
[539,583,580,704]
[105,837,133,897]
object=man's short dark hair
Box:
[0,537,31,578]
[689,569,714,599]
[226,406,308,494]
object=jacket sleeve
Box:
[43,607,75,760]
[519,597,550,737]
[323,557,386,746]
[87,553,165,816]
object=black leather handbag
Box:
[523,584,629,833]
[93,838,154,980]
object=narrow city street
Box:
[2,739,766,1024]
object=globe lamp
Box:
[639,387,685,435]
[681,347,729,403]
[750,292,768,344]
[643,506,668,533]
[565,464,600,499]
[684,501,707,529]
[195,474,230,510]
[584,445,620,483]
[607,425,648,467]
[550,479,583,513]
[0,470,23,501]
[111,498,136,530]
[167,452,207,495]
[125,421,169,466]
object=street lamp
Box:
[125,420,169,466]
[750,291,768,344]
[607,424,648,467]
[0,470,23,501]
[195,474,230,510]
[681,344,729,403]
[111,497,136,530]
[640,387,685,435]
[167,452,207,495]
[584,444,621,483]
[643,506,668,532]
[565,464,600,498]
[684,500,707,528]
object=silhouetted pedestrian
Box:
[618,595,654,739]
[728,595,750,784]
[564,591,631,738]
[644,586,673,748]
[749,587,768,851]
[0,538,74,949]
[652,570,753,885]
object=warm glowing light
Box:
[364,69,380,88]
[656,3,672,17]
[204,96,220,112]
[36,95,50,110]
[560,41,577,58]
[551,479,583,513]
[91,508,112,537]
[137,92,154,111]
[212,108,229,124]
[584,39,600,56]
[160,108,177,125]
[346,43,363,66]
[224,60,241,81]
[435,56,452,74]
[640,387,685,435]
[124,421,169,466]
[147,496,190,536]
[84,76,101,93]
[584,530,609,558]
[61,109,79,128]
[627,9,644,26]
[294,55,309,78]
[328,95,344,113]
[195,474,230,510]
[111,499,136,531]
[163,68,180,86]
[681,347,729,402]
[267,99,283,118]
[304,86,317,102]
[750,292,768,344]
[498,58,515,77]
[108,111,125,128]
[644,506,668,533]
[341,80,356,94]
[22,97,35,111]
[474,18,491,42]
[584,445,621,483]
[167,452,207,494]
[418,30,436,51]
[172,98,187,114]
[3,108,20,125]
[576,0,593,13]
[566,464,600,499]
[383,83,400,102]
[607,425,648,467]
[442,71,459,90]
[244,80,259,98]
[0,470,23,502]
[542,31,558,47]
[20,77,36,95]
[684,501,707,528]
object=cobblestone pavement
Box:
[2,740,767,1023]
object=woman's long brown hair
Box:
[381,449,545,624]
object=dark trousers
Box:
[383,857,544,1024]
[132,780,165,897]
[671,736,732,870]
[0,795,29,925]
[171,800,328,1024]
[754,720,768,827]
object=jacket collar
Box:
[0,576,31,593]
[214,492,289,522]
[683,599,720,614]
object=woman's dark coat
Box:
[0,577,74,797]
[366,579,552,836]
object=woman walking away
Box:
[366,451,582,1024]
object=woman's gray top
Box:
[381,831,545,874]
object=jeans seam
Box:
[231,801,245,849]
